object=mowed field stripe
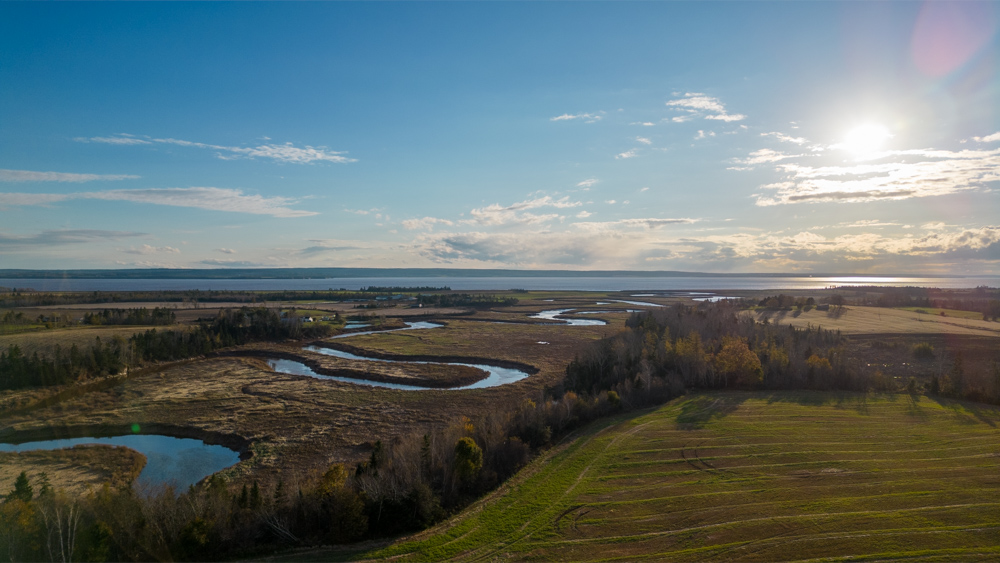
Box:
[352,392,1000,562]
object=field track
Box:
[340,391,1000,562]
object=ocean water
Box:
[2,275,997,292]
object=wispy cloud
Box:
[401,217,455,230]
[198,259,270,267]
[616,148,639,159]
[573,218,698,232]
[550,112,603,123]
[77,135,356,164]
[837,220,900,228]
[755,147,1000,205]
[636,137,652,145]
[0,169,140,182]
[761,132,807,144]
[344,208,384,215]
[973,132,1000,143]
[87,136,150,145]
[666,93,745,122]
[296,241,363,255]
[216,248,237,254]
[469,195,580,226]
[0,229,146,249]
[737,149,801,166]
[0,187,317,217]
[576,178,599,188]
[120,244,180,255]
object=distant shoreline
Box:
[0,268,975,280]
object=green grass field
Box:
[896,307,986,320]
[334,391,1000,562]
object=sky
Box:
[1,2,999,274]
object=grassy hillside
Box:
[337,391,1000,562]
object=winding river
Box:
[266,309,643,390]
[269,319,539,390]
[529,309,607,326]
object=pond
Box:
[0,434,241,492]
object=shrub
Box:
[913,342,935,359]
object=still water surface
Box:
[0,435,240,491]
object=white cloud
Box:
[550,112,603,122]
[605,200,617,204]
[755,147,1000,205]
[705,114,747,122]
[0,193,73,207]
[198,259,271,267]
[404,207,1000,271]
[838,220,900,228]
[468,195,580,226]
[973,132,1000,143]
[402,217,455,230]
[574,218,698,231]
[0,187,317,217]
[695,130,716,140]
[639,187,649,192]
[216,248,237,254]
[78,135,356,164]
[666,93,745,122]
[82,136,151,145]
[761,132,808,144]
[636,137,652,145]
[120,244,180,255]
[576,178,599,188]
[632,122,655,126]
[0,169,140,182]
[576,211,592,218]
[616,148,639,159]
[0,229,146,249]
[738,149,801,166]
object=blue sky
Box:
[2,2,999,273]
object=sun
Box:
[841,123,892,157]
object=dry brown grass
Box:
[0,309,622,489]
[0,445,144,495]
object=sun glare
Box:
[841,123,892,156]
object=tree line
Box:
[82,308,176,326]
[1,289,517,308]
[416,293,519,308]
[0,308,332,391]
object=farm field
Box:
[339,391,1000,562]
[896,307,986,320]
[0,323,192,358]
[755,305,1000,337]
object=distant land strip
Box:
[0,268,967,280]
